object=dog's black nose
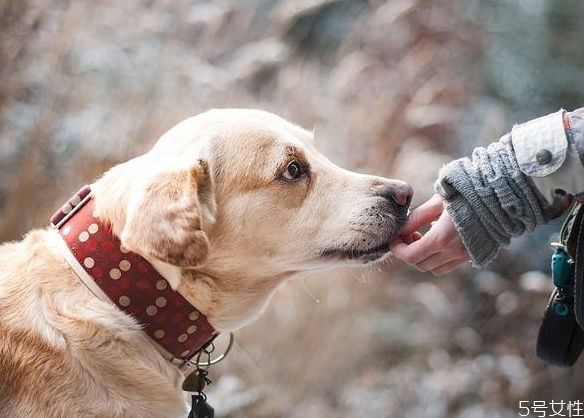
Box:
[389,183,413,207]
[374,180,413,208]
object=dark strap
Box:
[535,203,584,366]
[566,203,584,329]
[536,287,584,366]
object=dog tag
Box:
[184,368,214,418]
[188,394,214,418]
[182,370,208,393]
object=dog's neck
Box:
[179,268,288,331]
[140,256,286,332]
[91,163,288,332]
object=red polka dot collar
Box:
[50,186,218,365]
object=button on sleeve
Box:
[535,149,552,165]
[511,110,568,177]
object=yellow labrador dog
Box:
[0,109,412,417]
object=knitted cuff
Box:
[435,134,549,268]
[442,193,501,267]
[436,164,502,267]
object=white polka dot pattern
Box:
[70,195,81,206]
[88,223,99,234]
[109,268,122,280]
[119,260,131,271]
[155,296,167,308]
[83,257,95,268]
[79,231,89,242]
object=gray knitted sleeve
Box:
[435,134,551,267]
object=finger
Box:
[430,258,467,276]
[389,234,407,248]
[393,230,423,247]
[400,233,414,245]
[389,239,411,260]
[400,231,423,245]
[415,252,461,273]
[389,238,425,262]
[390,233,440,265]
[400,194,444,235]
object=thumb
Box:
[400,194,444,235]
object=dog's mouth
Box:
[320,212,408,264]
[320,241,391,263]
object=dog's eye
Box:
[283,161,303,180]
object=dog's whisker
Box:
[301,278,320,303]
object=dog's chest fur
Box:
[0,229,189,418]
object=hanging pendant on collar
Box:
[185,369,214,418]
[183,333,235,417]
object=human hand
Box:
[390,194,470,275]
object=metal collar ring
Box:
[192,332,234,367]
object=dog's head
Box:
[94,109,411,329]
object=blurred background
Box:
[1,0,584,416]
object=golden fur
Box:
[0,109,410,417]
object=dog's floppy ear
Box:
[121,160,212,268]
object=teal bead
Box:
[551,249,570,288]
[554,303,569,317]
